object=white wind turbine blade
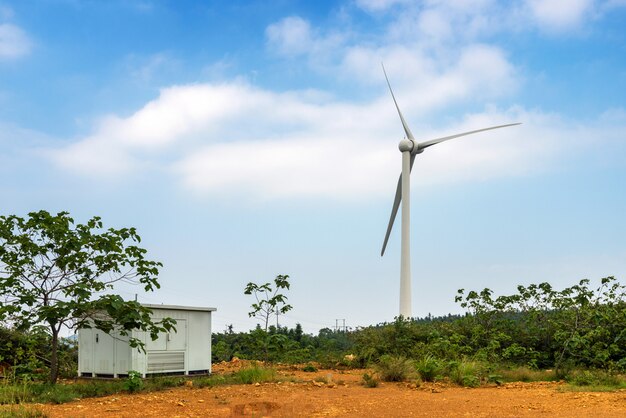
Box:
[381,154,416,256]
[417,123,521,151]
[382,63,415,141]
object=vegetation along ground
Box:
[0,275,624,416]
[1,213,625,416]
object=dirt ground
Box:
[19,362,626,417]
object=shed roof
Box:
[142,303,217,312]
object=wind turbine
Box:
[380,65,520,318]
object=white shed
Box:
[77,304,216,378]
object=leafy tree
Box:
[244,274,292,332]
[243,275,293,361]
[0,210,175,383]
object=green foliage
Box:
[302,364,317,372]
[375,355,413,382]
[446,359,485,387]
[415,355,442,382]
[362,373,379,388]
[0,210,175,383]
[124,370,143,393]
[213,276,624,384]
[243,274,294,362]
[457,276,626,372]
[212,321,352,366]
[566,369,624,387]
[244,275,292,332]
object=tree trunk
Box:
[49,329,59,384]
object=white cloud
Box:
[265,16,346,69]
[356,0,607,40]
[0,23,32,60]
[48,73,625,202]
[265,16,313,56]
[340,43,517,108]
[525,0,596,31]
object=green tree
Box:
[244,274,292,332]
[244,274,292,361]
[0,210,175,384]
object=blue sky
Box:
[1,0,625,333]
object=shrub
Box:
[362,373,379,388]
[447,360,483,387]
[415,355,442,382]
[302,364,317,373]
[124,371,143,393]
[376,355,413,382]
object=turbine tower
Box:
[380,65,520,318]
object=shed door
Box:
[94,331,115,374]
[167,319,187,350]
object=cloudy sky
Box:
[1,0,625,333]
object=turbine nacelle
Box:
[398,138,414,153]
[398,138,426,154]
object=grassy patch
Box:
[232,365,276,385]
[0,366,280,405]
[0,405,47,418]
[561,384,626,392]
[498,367,557,383]
[193,375,227,388]
[564,370,626,390]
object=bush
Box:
[376,355,413,382]
[447,360,484,387]
[302,364,317,373]
[124,371,143,393]
[362,373,379,388]
[415,355,442,382]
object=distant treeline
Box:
[213,276,626,373]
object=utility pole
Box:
[334,319,347,332]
